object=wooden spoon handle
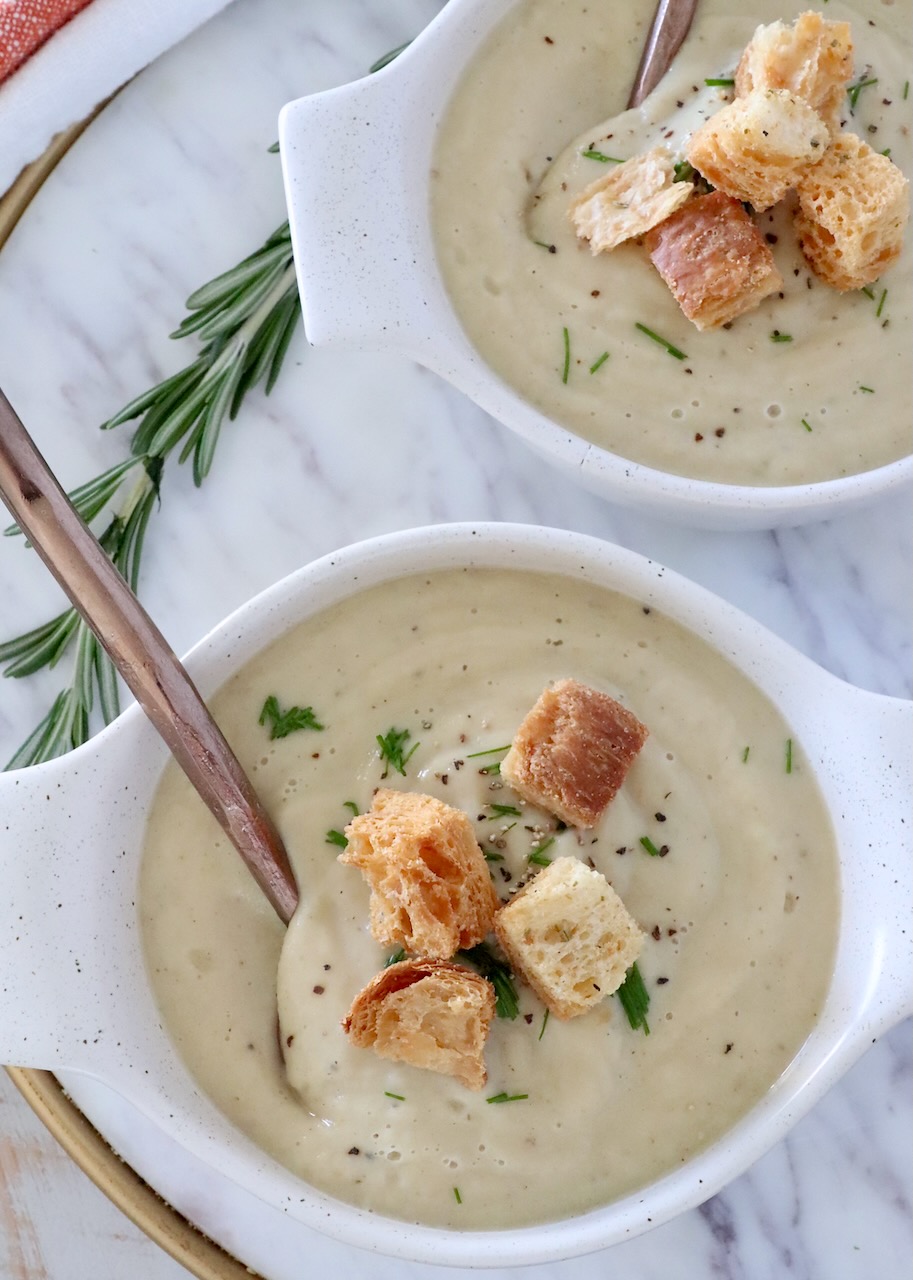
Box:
[0,388,298,924]
[628,0,699,108]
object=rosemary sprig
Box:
[1,42,409,771]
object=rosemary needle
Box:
[1,42,410,770]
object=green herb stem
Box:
[616,962,650,1034]
[635,322,686,360]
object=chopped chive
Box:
[673,159,696,183]
[325,828,348,848]
[376,726,419,778]
[259,695,324,739]
[343,800,360,816]
[466,744,511,758]
[770,330,793,343]
[479,760,502,775]
[529,836,555,866]
[742,746,750,762]
[460,943,520,1019]
[801,418,813,432]
[639,835,663,857]
[453,1187,463,1204]
[785,738,793,774]
[384,947,407,967]
[561,326,571,384]
[580,149,623,163]
[533,239,557,253]
[538,1008,550,1040]
[384,1091,406,1101]
[876,289,888,318]
[904,80,910,100]
[615,962,650,1034]
[881,148,892,157]
[484,849,505,862]
[847,76,878,111]
[704,77,735,86]
[859,386,874,393]
[489,803,522,818]
[635,322,686,359]
[589,351,610,374]
[861,286,876,300]
[486,1092,529,1104]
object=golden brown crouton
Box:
[500,678,648,829]
[686,88,828,211]
[569,146,693,253]
[343,958,496,1090]
[339,789,499,959]
[645,190,783,329]
[794,132,910,290]
[494,857,644,1020]
[735,11,854,134]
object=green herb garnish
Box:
[489,803,522,819]
[615,962,650,1034]
[673,160,696,183]
[325,829,348,848]
[580,149,622,163]
[561,326,571,384]
[466,744,511,758]
[484,849,505,862]
[589,351,610,374]
[704,77,735,87]
[376,726,419,778]
[785,738,793,774]
[847,76,878,111]
[486,1092,529,1104]
[635,322,686,360]
[384,1091,406,1101]
[538,1008,550,1040]
[859,386,874,393]
[801,418,813,432]
[453,1186,463,1204]
[876,288,888,318]
[528,837,555,866]
[259,695,324,739]
[770,330,793,343]
[639,835,664,857]
[384,947,407,968]
[742,746,750,763]
[460,943,520,1019]
[343,800,360,816]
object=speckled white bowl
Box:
[0,523,910,1265]
[277,0,912,530]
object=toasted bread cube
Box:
[501,678,647,829]
[735,11,854,134]
[569,146,693,253]
[687,89,828,211]
[645,190,783,329]
[339,789,499,959]
[794,132,910,291]
[494,857,643,1020]
[343,959,496,1090]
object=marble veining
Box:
[0,0,910,1275]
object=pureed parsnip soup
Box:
[430,0,912,485]
[141,567,839,1230]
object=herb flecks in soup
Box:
[141,569,839,1229]
[430,0,912,485]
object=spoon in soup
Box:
[0,387,299,924]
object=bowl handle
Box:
[278,67,441,359]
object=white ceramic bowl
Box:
[277,0,912,531]
[0,523,909,1265]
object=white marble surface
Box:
[0,0,910,1276]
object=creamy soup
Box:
[141,568,839,1230]
[431,0,911,485]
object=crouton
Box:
[735,11,854,134]
[500,678,648,829]
[494,857,644,1020]
[339,789,499,959]
[794,132,910,290]
[343,958,496,1090]
[686,89,828,212]
[569,146,693,253]
[645,190,783,329]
